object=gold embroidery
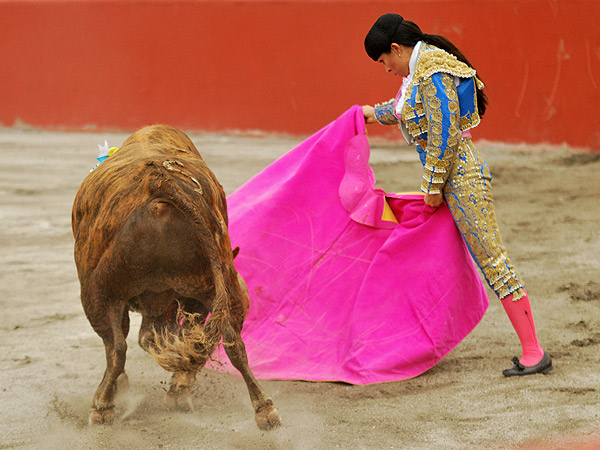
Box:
[407,116,428,136]
[401,43,483,134]
[431,135,443,148]
[441,76,455,90]
[425,158,450,171]
[374,98,398,125]
[403,101,417,120]
[422,173,444,186]
[432,173,444,183]
[448,101,459,114]
[475,76,485,90]
[401,43,494,208]
[460,114,481,130]
[402,86,425,120]
[432,122,443,135]
[427,145,442,159]
[443,139,525,299]
[414,46,477,81]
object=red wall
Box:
[1,0,599,149]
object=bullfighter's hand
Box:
[424,192,444,208]
[362,105,377,124]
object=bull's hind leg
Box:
[115,309,131,396]
[223,325,282,429]
[87,303,129,425]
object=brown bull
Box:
[72,125,281,429]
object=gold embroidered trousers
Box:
[443,137,525,300]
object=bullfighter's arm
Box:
[373,98,399,125]
[419,72,461,195]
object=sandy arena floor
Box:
[0,126,599,450]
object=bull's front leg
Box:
[223,325,282,429]
[89,305,128,425]
[165,370,197,411]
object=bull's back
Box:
[72,125,228,278]
[111,198,215,296]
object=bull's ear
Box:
[232,246,240,258]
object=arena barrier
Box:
[0,0,598,149]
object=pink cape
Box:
[211,106,488,384]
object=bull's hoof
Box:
[89,406,115,425]
[165,371,196,411]
[165,387,194,412]
[255,401,282,430]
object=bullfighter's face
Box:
[378,43,411,77]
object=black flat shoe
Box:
[502,352,553,377]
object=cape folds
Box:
[211,106,488,384]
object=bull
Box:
[71,125,281,429]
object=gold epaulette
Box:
[414,47,477,82]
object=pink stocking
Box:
[500,291,544,366]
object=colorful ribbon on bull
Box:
[90,140,119,172]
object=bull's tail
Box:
[144,163,233,373]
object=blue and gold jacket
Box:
[374,43,484,194]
